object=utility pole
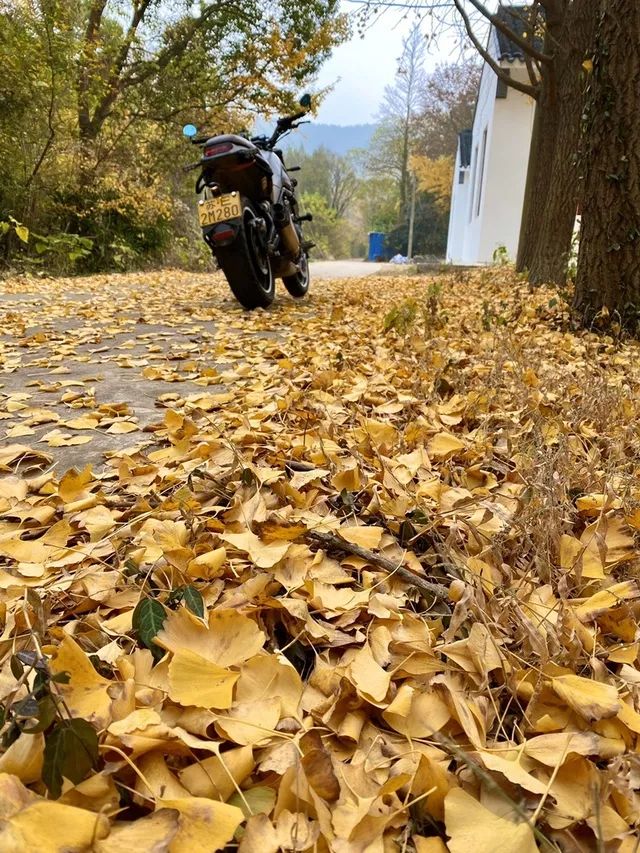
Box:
[407,171,416,259]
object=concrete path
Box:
[309,260,393,279]
[0,263,404,476]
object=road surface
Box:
[309,260,392,279]
[0,263,401,474]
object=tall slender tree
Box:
[370,25,428,213]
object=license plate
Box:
[198,193,242,227]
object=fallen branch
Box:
[305,530,451,604]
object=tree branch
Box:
[452,0,539,98]
[305,530,451,603]
[77,0,108,138]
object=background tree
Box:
[410,154,454,211]
[368,24,427,213]
[284,146,365,258]
[287,146,361,218]
[414,59,481,159]
[0,0,347,270]
[573,0,640,329]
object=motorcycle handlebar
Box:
[280,110,307,126]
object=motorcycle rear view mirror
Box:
[299,93,312,109]
[182,124,198,138]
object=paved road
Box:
[310,260,395,279]
[0,263,401,475]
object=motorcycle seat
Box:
[204,134,257,150]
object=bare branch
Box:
[452,0,539,98]
[464,0,552,64]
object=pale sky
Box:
[314,2,464,126]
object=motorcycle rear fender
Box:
[203,218,241,249]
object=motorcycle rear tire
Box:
[283,249,310,298]
[215,203,275,310]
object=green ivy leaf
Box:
[181,585,205,618]
[22,694,57,734]
[43,718,99,798]
[10,655,24,680]
[132,598,166,659]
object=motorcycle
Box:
[183,95,314,310]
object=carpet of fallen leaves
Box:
[1,268,640,852]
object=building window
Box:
[468,145,478,222]
[476,128,488,218]
[458,169,465,184]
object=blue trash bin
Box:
[368,232,385,262]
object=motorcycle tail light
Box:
[204,142,233,157]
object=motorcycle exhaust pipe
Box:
[273,203,300,257]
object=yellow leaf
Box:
[616,699,640,734]
[168,649,239,709]
[43,430,93,447]
[383,683,450,738]
[95,809,179,852]
[221,529,290,568]
[179,746,254,800]
[414,839,448,853]
[187,547,226,579]
[364,418,398,450]
[15,224,29,243]
[574,580,640,621]
[236,654,302,717]
[106,421,139,434]
[64,415,100,430]
[348,644,390,703]
[49,634,112,727]
[582,58,593,72]
[156,607,265,667]
[0,773,108,853]
[158,797,243,853]
[524,731,609,766]
[339,525,384,550]
[551,674,620,721]
[238,814,279,853]
[559,534,582,571]
[428,432,465,460]
[478,749,547,794]
[444,787,537,853]
[214,698,281,745]
[75,505,116,540]
[0,734,44,783]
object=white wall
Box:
[445,28,536,265]
[446,146,470,262]
[475,72,535,262]
[459,57,499,265]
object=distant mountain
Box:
[278,123,376,156]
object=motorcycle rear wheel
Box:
[215,202,275,310]
[283,248,310,298]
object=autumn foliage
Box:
[0,269,639,849]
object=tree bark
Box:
[516,3,566,273]
[573,0,640,329]
[516,77,559,272]
[528,0,599,285]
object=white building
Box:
[446,6,537,265]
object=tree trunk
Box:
[515,2,568,273]
[528,0,599,285]
[515,76,559,272]
[573,0,640,329]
